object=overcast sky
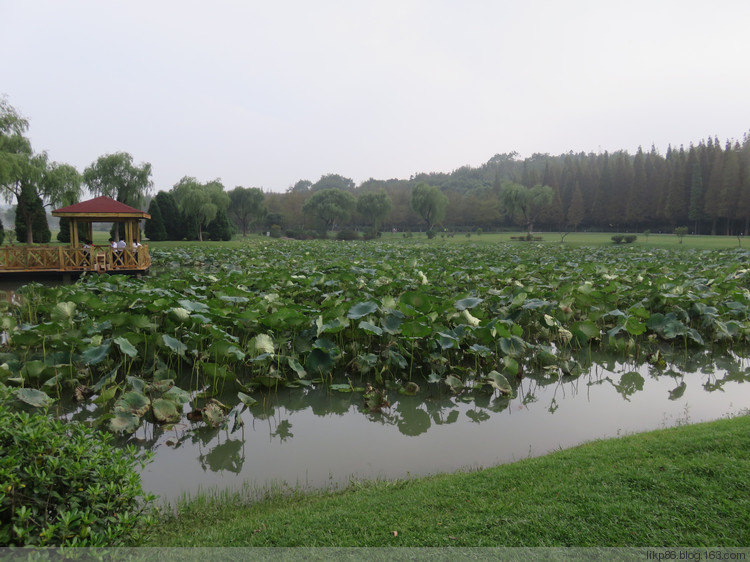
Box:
[3,0,749,193]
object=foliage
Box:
[228,186,266,236]
[15,182,51,243]
[675,226,689,243]
[336,229,359,241]
[145,198,168,241]
[2,240,749,446]
[500,182,554,235]
[205,207,234,241]
[0,386,155,546]
[624,235,637,243]
[269,224,282,238]
[154,191,182,240]
[611,235,624,244]
[0,217,3,244]
[410,183,447,230]
[311,173,355,192]
[302,188,356,231]
[356,190,392,231]
[57,217,71,243]
[172,177,230,241]
[83,152,152,209]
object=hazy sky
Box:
[3,0,749,193]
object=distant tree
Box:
[500,182,554,236]
[57,217,71,243]
[15,182,50,243]
[356,189,392,231]
[302,188,356,231]
[228,186,266,236]
[83,152,152,239]
[688,159,704,235]
[172,177,230,241]
[410,183,447,231]
[145,198,167,241]
[288,179,312,193]
[566,183,585,230]
[155,191,181,240]
[205,207,233,241]
[674,226,688,243]
[311,173,355,192]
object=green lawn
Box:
[145,415,750,547]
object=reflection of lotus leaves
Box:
[272,420,294,442]
[202,439,244,473]
[397,407,431,436]
[466,409,491,424]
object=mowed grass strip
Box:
[145,415,750,547]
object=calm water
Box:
[124,351,750,504]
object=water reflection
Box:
[128,349,750,503]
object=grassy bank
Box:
[145,415,750,547]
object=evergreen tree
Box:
[719,142,741,234]
[205,207,233,241]
[155,191,182,240]
[688,159,704,234]
[15,183,50,243]
[56,216,71,243]
[566,183,585,230]
[145,198,167,241]
[0,217,4,245]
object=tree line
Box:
[3,95,749,243]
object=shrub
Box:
[269,224,282,238]
[0,388,156,546]
[624,235,638,244]
[336,229,359,241]
[611,235,624,244]
[426,229,437,239]
[0,218,4,245]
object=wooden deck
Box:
[0,245,151,275]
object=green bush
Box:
[0,388,156,546]
[624,235,638,244]
[269,225,282,238]
[611,235,624,244]
[336,229,359,241]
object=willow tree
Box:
[410,183,447,231]
[500,182,554,236]
[172,177,230,241]
[302,188,356,231]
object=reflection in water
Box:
[129,349,750,503]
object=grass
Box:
[144,414,750,547]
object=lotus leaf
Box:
[347,301,378,319]
[152,398,181,423]
[109,412,141,433]
[14,387,54,408]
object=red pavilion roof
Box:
[52,196,150,218]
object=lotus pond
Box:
[1,239,749,502]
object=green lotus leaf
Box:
[50,301,76,325]
[161,334,187,356]
[114,391,151,417]
[445,374,464,393]
[169,307,191,322]
[20,360,49,380]
[14,388,54,408]
[358,321,383,336]
[454,297,483,311]
[152,398,181,423]
[178,299,210,313]
[306,348,334,375]
[484,370,512,395]
[251,334,275,355]
[238,391,257,406]
[163,386,191,405]
[81,342,111,365]
[347,301,378,320]
[110,412,141,433]
[115,336,139,358]
[286,356,307,378]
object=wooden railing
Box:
[0,245,150,273]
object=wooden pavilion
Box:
[0,196,151,277]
